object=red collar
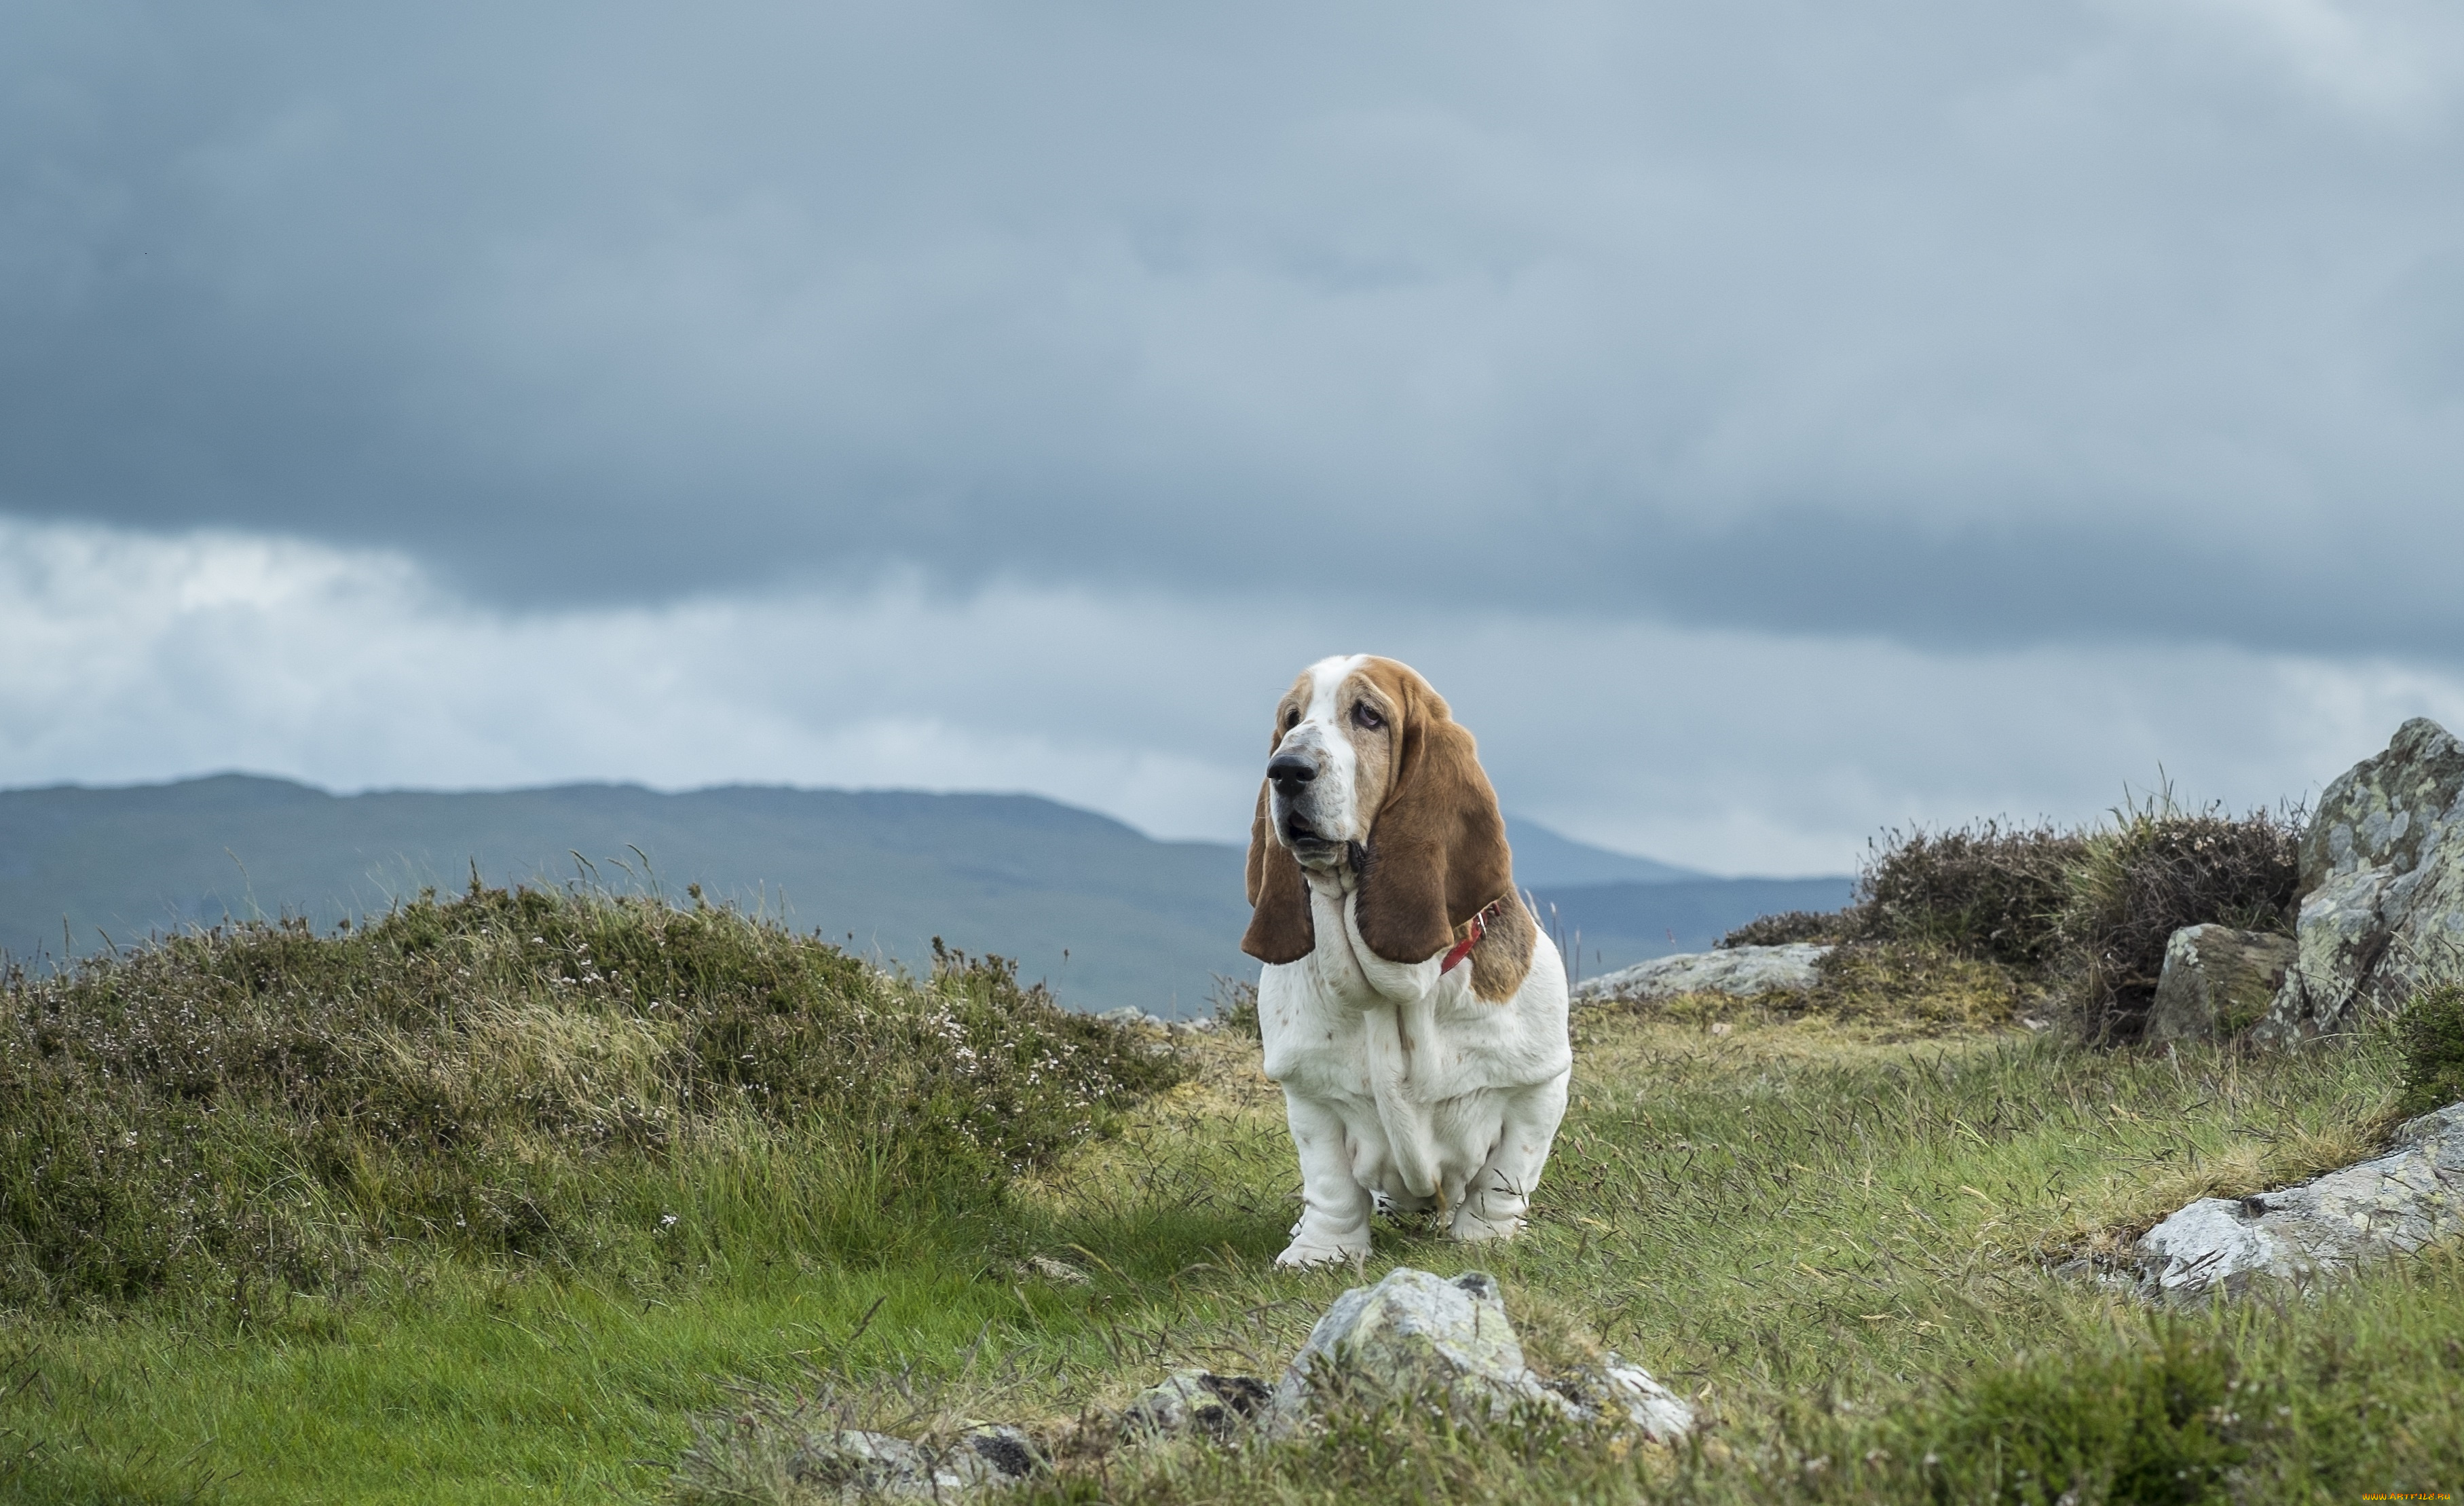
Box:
[1440,896,1508,974]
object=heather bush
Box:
[2057,796,2300,1040]
[1718,908,1847,949]
[0,882,1181,1306]
[1850,821,2087,969]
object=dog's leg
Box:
[1451,1071,1569,1243]
[1276,1092,1375,1268]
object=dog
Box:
[1241,655,1572,1268]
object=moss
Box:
[1806,939,2030,1031]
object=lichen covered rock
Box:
[1267,1268,1694,1442]
[1118,1370,1271,1443]
[2255,718,2464,1044]
[783,1425,1041,1501]
[2132,1103,2464,1300]
[1571,944,1829,1007]
[2146,925,2295,1042]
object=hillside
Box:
[1,873,2448,1503]
[0,774,1845,1014]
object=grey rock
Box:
[1269,1269,1569,1429]
[1118,1370,1271,1443]
[1552,1355,1697,1443]
[1097,1006,1168,1029]
[786,1425,1039,1499]
[2132,1102,2464,1300]
[1267,1268,1693,1442]
[2254,718,2464,1044]
[2147,925,2296,1042]
[1571,944,1830,1007]
[1022,1254,1092,1285]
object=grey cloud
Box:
[7,1,2464,650]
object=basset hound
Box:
[1242,655,1573,1268]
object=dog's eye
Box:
[1351,702,1385,732]
[1283,708,1301,732]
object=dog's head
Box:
[1240,655,1510,966]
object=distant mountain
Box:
[0,776,1848,1016]
[0,775,1253,1016]
[1501,817,1704,886]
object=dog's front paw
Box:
[1274,1237,1368,1269]
[1449,1210,1522,1243]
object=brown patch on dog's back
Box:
[1467,891,1537,1002]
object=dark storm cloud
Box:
[7,1,2464,650]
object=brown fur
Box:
[1241,657,1516,974]
[1347,658,1512,966]
[1466,890,1538,1002]
[1240,676,1317,965]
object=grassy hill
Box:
[0,775,1847,1014]
[1,877,2451,1503]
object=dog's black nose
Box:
[1267,753,1317,788]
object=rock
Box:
[1570,944,1831,1007]
[2254,718,2464,1044]
[1554,1355,1697,1444]
[1269,1269,1569,1427]
[1023,1254,1092,1285]
[1266,1268,1692,1443]
[785,1425,1041,1500]
[1117,1370,1271,1443]
[2146,925,2296,1042]
[1097,1006,1168,1029]
[2131,1102,2464,1300]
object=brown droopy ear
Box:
[1351,662,1511,965]
[1242,777,1314,963]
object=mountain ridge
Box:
[0,773,1848,1013]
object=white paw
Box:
[1274,1239,1368,1269]
[1449,1212,1521,1243]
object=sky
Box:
[6,1,2464,875]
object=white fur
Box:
[1256,656,1573,1268]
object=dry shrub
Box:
[1816,804,2298,1042]
[2057,797,2300,1042]
[1719,910,1847,949]
[1850,822,2087,970]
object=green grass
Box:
[3,898,2459,1503]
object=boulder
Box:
[2131,1102,2464,1301]
[2146,925,2296,1042]
[784,1425,1041,1500]
[1267,1268,1693,1442]
[1571,944,1829,1007]
[2254,718,2464,1044]
[1117,1370,1271,1443]
[1270,1269,1561,1426]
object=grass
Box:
[3,893,2459,1503]
[2397,984,2464,1120]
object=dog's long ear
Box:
[1242,773,1315,965]
[1351,661,1511,965]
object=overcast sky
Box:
[7,1,2463,874]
